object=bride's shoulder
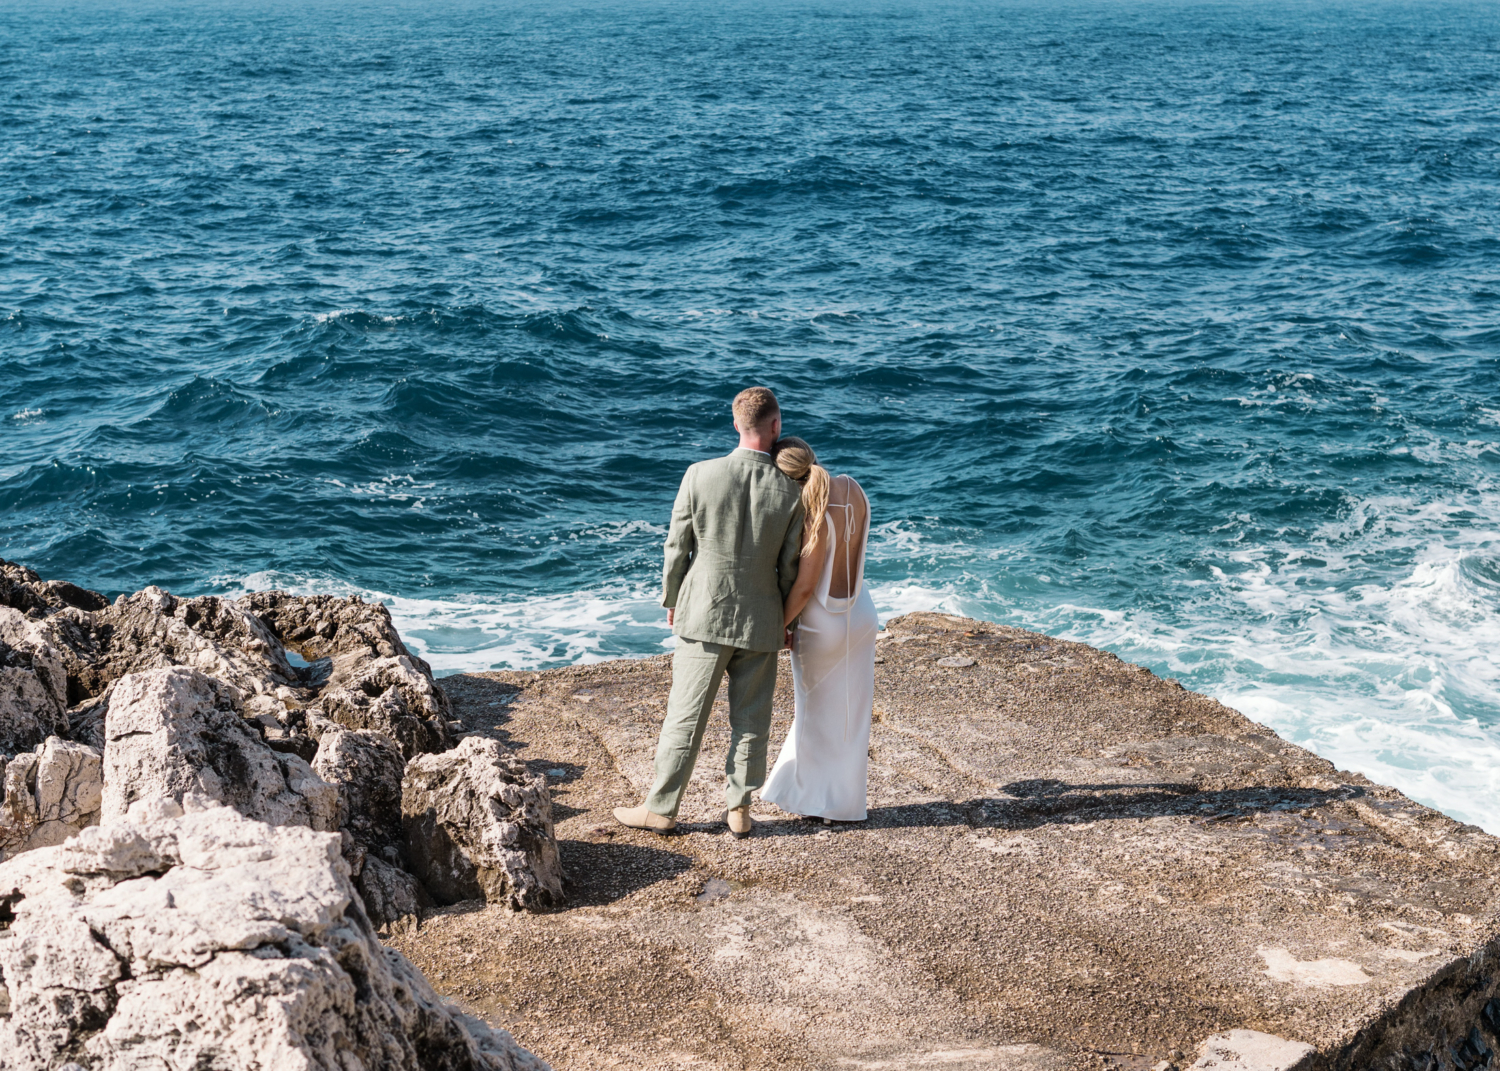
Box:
[833,473,868,497]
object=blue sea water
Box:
[5,0,1500,830]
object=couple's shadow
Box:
[733,778,1364,837]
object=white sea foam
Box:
[309,309,400,325]
[1022,499,1500,832]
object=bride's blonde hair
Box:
[773,436,829,548]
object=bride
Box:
[760,437,878,823]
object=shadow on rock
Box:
[558,839,694,907]
[525,759,585,785]
[753,783,1366,837]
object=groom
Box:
[614,386,805,840]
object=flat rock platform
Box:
[392,613,1500,1071]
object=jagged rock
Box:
[0,607,70,754]
[0,796,549,1071]
[311,726,416,928]
[101,666,338,833]
[41,586,305,717]
[0,574,447,761]
[320,655,455,758]
[0,736,102,860]
[402,737,564,910]
[312,727,405,857]
[239,590,419,664]
[0,557,107,618]
[355,855,434,935]
[241,591,455,757]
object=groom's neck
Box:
[737,432,777,454]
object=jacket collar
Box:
[731,447,774,464]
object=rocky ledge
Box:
[397,613,1500,1071]
[0,558,560,1070]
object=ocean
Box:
[5,0,1500,831]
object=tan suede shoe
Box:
[612,804,677,834]
[725,806,753,839]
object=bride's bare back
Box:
[825,474,868,600]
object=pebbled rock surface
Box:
[402,737,564,911]
[0,608,70,755]
[0,736,102,860]
[241,591,455,757]
[101,666,338,833]
[0,796,549,1071]
[390,613,1500,1071]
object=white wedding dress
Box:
[761,476,878,821]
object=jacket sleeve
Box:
[661,469,696,609]
[776,499,806,603]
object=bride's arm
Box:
[783,523,828,627]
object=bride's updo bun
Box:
[773,436,830,546]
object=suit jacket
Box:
[662,448,805,653]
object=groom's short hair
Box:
[732,386,780,429]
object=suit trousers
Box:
[644,639,779,818]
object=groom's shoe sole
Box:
[724,810,753,840]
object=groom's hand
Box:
[667,608,675,627]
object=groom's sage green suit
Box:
[645,447,805,818]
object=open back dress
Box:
[760,475,878,821]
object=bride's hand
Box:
[784,626,795,651]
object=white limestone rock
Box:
[238,591,455,757]
[312,727,406,860]
[238,590,415,664]
[1190,1030,1315,1070]
[0,736,102,860]
[402,737,564,910]
[317,654,455,759]
[42,587,305,712]
[0,797,549,1071]
[0,607,70,754]
[311,727,431,930]
[100,667,337,833]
